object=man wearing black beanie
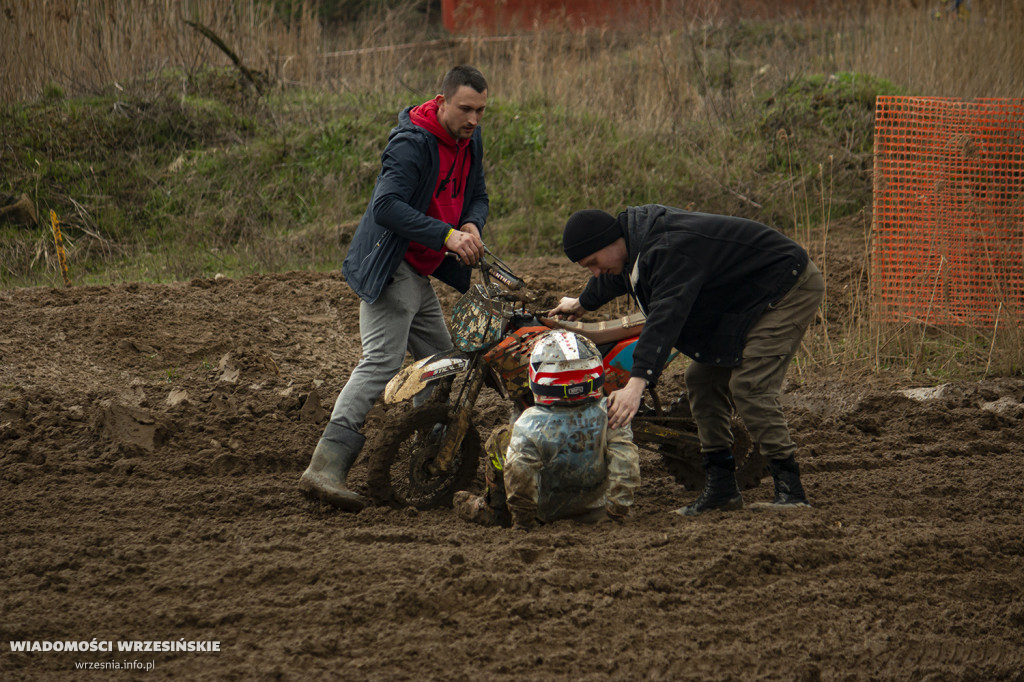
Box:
[550,205,823,515]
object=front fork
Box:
[432,354,486,474]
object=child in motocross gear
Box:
[453,330,641,529]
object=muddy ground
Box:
[2,249,1024,680]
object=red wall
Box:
[441,0,819,34]
[442,0,652,33]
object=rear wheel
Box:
[657,399,764,491]
[366,404,481,510]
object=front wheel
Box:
[366,404,481,510]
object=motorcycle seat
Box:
[539,312,646,346]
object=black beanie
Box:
[562,209,621,262]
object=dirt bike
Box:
[366,251,764,509]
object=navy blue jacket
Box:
[579,205,808,385]
[342,106,488,303]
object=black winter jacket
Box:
[578,205,808,385]
[342,106,488,304]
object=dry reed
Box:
[3,0,1022,377]
[4,1,1022,116]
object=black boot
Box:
[299,428,367,512]
[769,455,811,507]
[675,449,743,516]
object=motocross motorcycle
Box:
[366,251,764,509]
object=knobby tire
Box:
[366,403,481,510]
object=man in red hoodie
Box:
[300,66,489,511]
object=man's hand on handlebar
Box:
[547,297,585,321]
[445,224,484,266]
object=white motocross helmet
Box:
[528,330,605,406]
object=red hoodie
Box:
[404,98,472,276]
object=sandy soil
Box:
[2,251,1024,680]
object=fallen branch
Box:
[185,20,264,95]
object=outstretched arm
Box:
[503,432,543,530]
[607,377,648,429]
[547,296,586,320]
[604,422,641,519]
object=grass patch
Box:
[2,60,887,283]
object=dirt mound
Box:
[2,259,1023,679]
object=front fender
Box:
[383,349,470,404]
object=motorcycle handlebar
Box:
[481,260,524,290]
[446,247,527,291]
[480,246,526,290]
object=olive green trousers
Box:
[684,260,824,460]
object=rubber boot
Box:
[453,491,506,527]
[768,455,811,508]
[299,429,367,512]
[455,424,512,528]
[674,449,744,517]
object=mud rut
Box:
[2,255,1023,680]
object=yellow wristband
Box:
[445,227,454,243]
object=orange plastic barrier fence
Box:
[871,96,1024,328]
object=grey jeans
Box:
[684,260,824,460]
[323,260,453,442]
